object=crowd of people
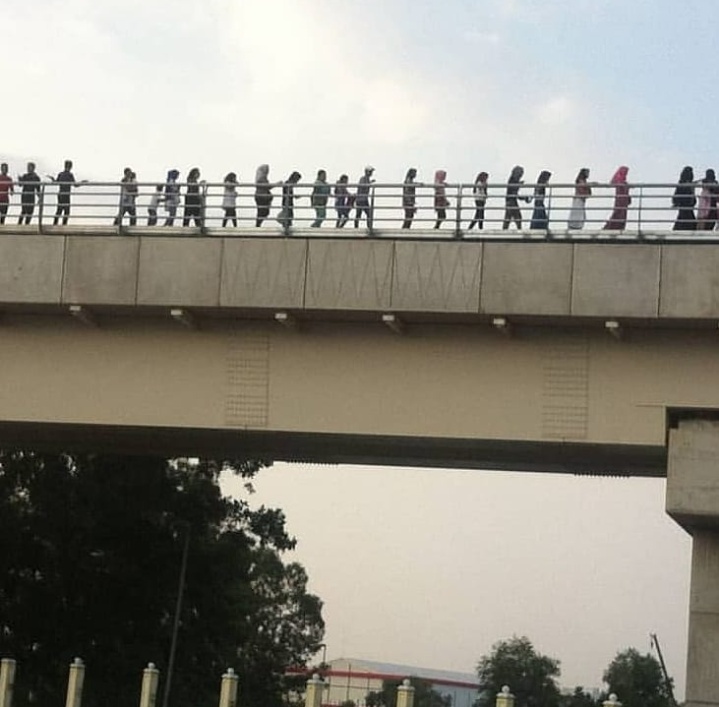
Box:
[0,161,717,232]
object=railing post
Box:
[0,659,16,707]
[38,183,46,233]
[637,185,643,237]
[304,673,324,707]
[396,679,415,707]
[218,668,239,707]
[495,685,514,707]
[139,663,160,707]
[602,694,621,707]
[65,657,85,707]
[200,181,208,236]
[368,184,376,236]
[454,184,463,238]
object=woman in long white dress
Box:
[568,167,591,229]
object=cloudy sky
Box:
[4,0,708,698]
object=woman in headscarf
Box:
[567,167,591,230]
[603,166,631,230]
[503,165,529,230]
[530,170,552,230]
[433,170,449,229]
[277,171,302,228]
[467,172,488,230]
[183,167,202,227]
[402,168,417,229]
[672,166,696,231]
[163,169,180,226]
[254,164,273,227]
[697,169,719,231]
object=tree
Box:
[476,636,561,707]
[602,648,673,707]
[560,687,597,707]
[366,677,452,707]
[0,452,324,707]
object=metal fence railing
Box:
[0,180,716,239]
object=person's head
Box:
[475,172,488,183]
[167,169,180,181]
[509,165,524,181]
[188,168,200,181]
[0,163,7,175]
[225,172,237,183]
[256,164,269,181]
[130,171,137,179]
[405,168,417,181]
[538,170,552,184]
[64,160,73,171]
[338,174,348,184]
[611,166,629,184]
[679,166,694,183]
[576,168,590,182]
[435,169,447,182]
[317,169,327,181]
[288,171,301,183]
[364,165,375,177]
[27,162,36,173]
[705,169,716,183]
[123,167,132,177]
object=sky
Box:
[3,0,711,698]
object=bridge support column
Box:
[667,419,719,707]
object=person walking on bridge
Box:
[354,165,374,229]
[164,169,180,226]
[17,162,41,226]
[222,172,239,227]
[49,160,81,226]
[530,170,552,230]
[114,167,138,226]
[402,168,417,228]
[602,165,631,230]
[434,169,449,229]
[183,167,202,227]
[277,171,302,228]
[672,165,696,231]
[503,165,529,229]
[334,174,351,228]
[254,164,275,227]
[0,163,14,225]
[567,167,592,229]
[467,172,488,230]
[311,169,330,227]
[697,169,718,231]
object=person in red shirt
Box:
[0,163,14,225]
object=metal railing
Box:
[0,180,715,240]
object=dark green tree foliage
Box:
[0,453,324,707]
[559,687,597,707]
[366,677,452,707]
[602,648,673,707]
[476,636,561,707]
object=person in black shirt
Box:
[17,162,41,225]
[502,165,530,230]
[50,160,76,225]
[672,166,696,231]
[354,165,375,228]
[183,167,202,227]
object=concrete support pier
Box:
[667,419,719,707]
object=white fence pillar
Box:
[305,673,324,707]
[0,659,16,707]
[218,668,239,707]
[397,679,415,707]
[495,686,514,707]
[65,658,85,707]
[139,663,160,707]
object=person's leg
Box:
[148,209,157,227]
[478,203,485,229]
[129,207,137,227]
[0,202,7,225]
